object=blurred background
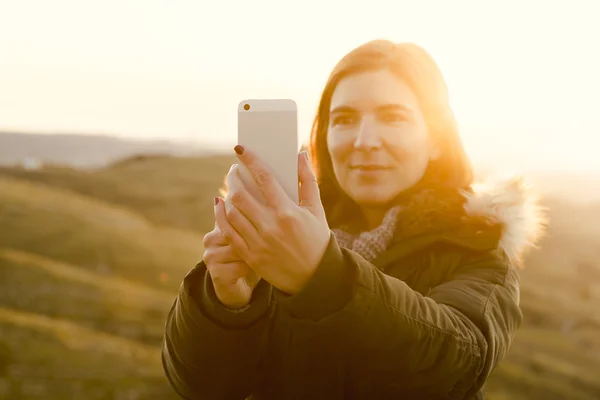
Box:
[0,0,599,399]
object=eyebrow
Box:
[330,104,414,114]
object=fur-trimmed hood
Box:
[384,176,547,269]
[461,176,547,267]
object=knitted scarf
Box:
[331,188,467,263]
[332,206,401,262]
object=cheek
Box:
[384,125,431,157]
[327,130,355,166]
[326,130,358,192]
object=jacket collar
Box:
[461,176,546,267]
[380,177,546,269]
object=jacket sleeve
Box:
[162,261,273,400]
[273,234,522,399]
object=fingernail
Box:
[302,151,310,161]
[234,145,244,155]
[214,197,219,205]
[228,163,236,172]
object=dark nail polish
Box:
[234,145,244,155]
[214,197,219,205]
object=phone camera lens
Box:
[243,104,250,111]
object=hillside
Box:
[0,176,202,290]
[0,249,172,346]
[487,327,600,400]
[0,153,599,399]
[0,154,236,235]
[0,308,177,399]
[0,131,212,169]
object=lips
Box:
[350,164,390,171]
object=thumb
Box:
[298,152,325,218]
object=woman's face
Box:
[327,68,438,210]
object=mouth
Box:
[350,164,391,171]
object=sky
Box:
[1,0,599,173]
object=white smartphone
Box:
[237,99,299,205]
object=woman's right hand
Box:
[202,197,261,309]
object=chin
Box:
[349,187,395,207]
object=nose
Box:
[353,116,382,151]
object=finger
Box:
[233,145,290,210]
[214,196,249,254]
[203,229,218,247]
[227,162,268,207]
[227,166,266,234]
[203,244,241,264]
[203,227,229,247]
[225,202,260,244]
[212,216,231,246]
[298,151,325,219]
[206,261,252,286]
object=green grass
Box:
[0,154,236,234]
[0,176,202,291]
[0,248,174,346]
[0,307,177,399]
[486,327,600,400]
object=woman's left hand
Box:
[218,147,331,295]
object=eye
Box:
[331,114,358,127]
[379,112,407,124]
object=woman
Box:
[162,40,545,399]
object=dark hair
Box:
[309,40,474,229]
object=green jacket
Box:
[162,178,545,399]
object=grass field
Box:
[1,154,599,399]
